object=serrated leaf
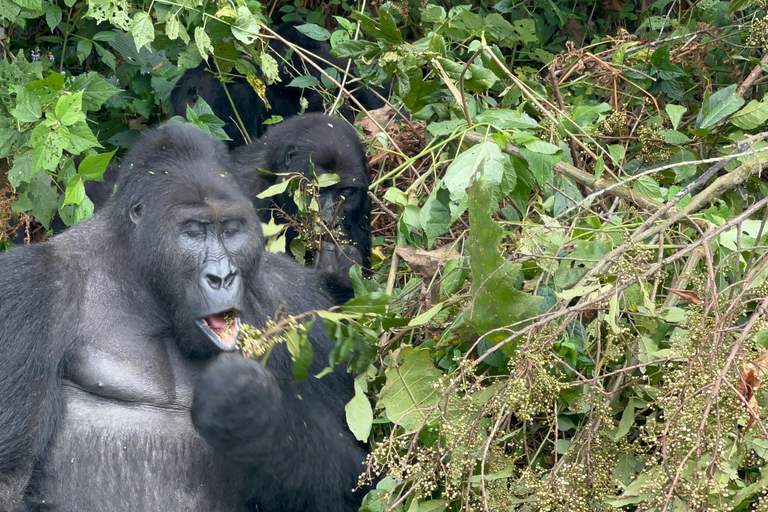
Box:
[661,129,690,144]
[76,39,93,63]
[93,42,117,70]
[44,2,62,31]
[64,123,101,153]
[329,40,371,59]
[633,175,665,202]
[32,127,65,172]
[55,90,84,126]
[8,150,35,189]
[295,23,331,41]
[131,11,155,51]
[287,75,320,88]
[695,84,745,130]
[231,6,259,45]
[475,109,538,129]
[345,378,373,442]
[10,88,42,123]
[194,27,213,58]
[63,177,86,206]
[665,104,686,130]
[731,99,768,130]
[380,347,442,431]
[166,15,181,40]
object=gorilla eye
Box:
[182,222,206,239]
[337,187,358,199]
[221,220,242,238]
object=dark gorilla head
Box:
[232,113,371,269]
[103,124,264,358]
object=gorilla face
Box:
[109,125,264,358]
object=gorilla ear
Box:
[285,147,299,167]
[130,203,143,225]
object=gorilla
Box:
[229,114,371,302]
[0,124,367,511]
[171,22,388,148]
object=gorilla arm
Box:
[190,254,367,512]
[0,244,80,509]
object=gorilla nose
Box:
[205,271,238,290]
[201,260,241,296]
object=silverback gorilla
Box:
[0,124,367,511]
[229,114,371,301]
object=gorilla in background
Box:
[171,21,388,148]
[0,124,367,511]
[230,113,371,303]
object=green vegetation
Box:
[5,0,768,510]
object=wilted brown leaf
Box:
[667,288,703,304]
[738,351,768,427]
[395,244,461,306]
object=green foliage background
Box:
[6,0,768,510]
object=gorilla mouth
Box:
[197,311,240,351]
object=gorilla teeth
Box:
[197,312,240,351]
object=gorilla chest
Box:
[38,336,249,511]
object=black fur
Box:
[230,114,371,302]
[0,124,366,511]
[170,22,388,148]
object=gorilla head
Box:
[102,124,263,357]
[230,113,372,276]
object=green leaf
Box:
[194,27,213,58]
[93,42,117,70]
[612,398,637,440]
[633,175,665,202]
[166,15,181,40]
[65,123,101,153]
[32,127,65,172]
[9,88,42,123]
[330,40,372,60]
[76,39,93,63]
[475,109,538,129]
[731,99,768,129]
[55,90,84,126]
[665,104,686,130]
[287,327,313,383]
[44,1,62,31]
[380,347,442,431]
[78,150,116,180]
[695,84,745,130]
[63,177,86,206]
[407,499,448,512]
[467,178,542,334]
[660,129,690,144]
[519,147,561,188]
[7,150,35,189]
[295,23,331,41]
[256,179,293,199]
[409,303,443,326]
[339,292,390,314]
[231,6,260,45]
[316,173,340,188]
[287,76,320,88]
[131,11,155,51]
[345,378,373,442]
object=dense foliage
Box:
[6,0,768,510]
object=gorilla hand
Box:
[191,353,287,461]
